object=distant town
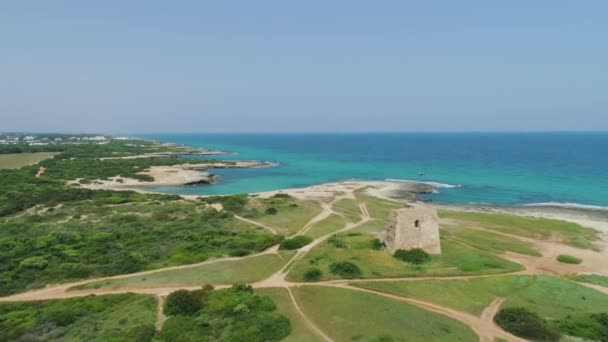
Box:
[0,133,134,146]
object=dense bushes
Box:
[394,248,431,264]
[329,261,362,279]
[554,313,608,341]
[159,284,291,341]
[494,307,561,341]
[0,202,281,295]
[201,194,249,213]
[303,268,323,281]
[164,290,203,316]
[0,294,156,341]
[279,235,313,250]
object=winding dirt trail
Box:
[3,186,607,342]
[332,285,525,342]
[287,287,334,342]
[235,215,278,234]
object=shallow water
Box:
[139,133,608,207]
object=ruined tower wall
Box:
[380,203,441,254]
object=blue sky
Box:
[1,1,607,133]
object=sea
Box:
[138,133,608,208]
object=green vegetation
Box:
[255,288,323,341]
[200,194,249,213]
[287,234,522,282]
[333,198,361,222]
[494,307,561,341]
[329,261,362,278]
[357,195,403,220]
[280,235,313,250]
[71,253,293,291]
[303,268,323,281]
[0,139,197,217]
[355,275,608,317]
[293,286,478,341]
[157,284,291,342]
[304,214,346,239]
[164,289,203,316]
[554,312,608,341]
[439,210,598,249]
[443,225,541,256]
[0,152,59,169]
[249,198,322,236]
[0,294,156,341]
[557,254,582,264]
[394,248,431,264]
[355,275,608,340]
[571,274,608,288]
[0,200,280,295]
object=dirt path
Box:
[35,166,46,177]
[155,295,167,331]
[287,287,334,342]
[297,202,335,236]
[0,244,279,303]
[235,215,278,234]
[333,285,525,342]
[1,188,605,342]
[442,218,608,276]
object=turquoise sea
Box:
[139,133,608,207]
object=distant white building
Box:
[24,136,35,141]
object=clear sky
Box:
[1,1,607,133]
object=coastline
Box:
[79,137,608,236]
[72,160,273,190]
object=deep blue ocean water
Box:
[139,133,608,207]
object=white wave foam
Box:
[385,178,462,189]
[522,202,608,211]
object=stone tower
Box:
[380,203,441,254]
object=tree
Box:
[164,290,203,316]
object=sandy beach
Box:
[72,160,273,190]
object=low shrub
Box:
[369,238,384,250]
[393,248,430,264]
[556,254,582,264]
[279,236,312,250]
[555,312,608,341]
[265,207,278,215]
[303,268,322,281]
[327,234,347,248]
[164,290,203,316]
[127,324,156,342]
[329,261,361,279]
[494,307,561,341]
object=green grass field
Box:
[304,214,347,239]
[249,199,322,235]
[0,293,156,341]
[293,286,478,341]
[443,225,541,256]
[439,210,599,249]
[354,275,608,318]
[333,198,362,222]
[0,152,58,169]
[357,195,403,221]
[255,288,323,342]
[286,234,523,282]
[571,274,608,288]
[72,252,294,291]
